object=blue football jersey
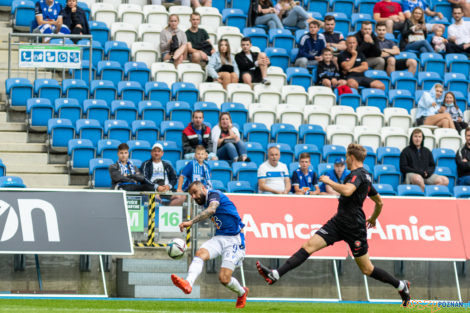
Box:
[205,189,244,236]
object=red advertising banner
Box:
[229,194,467,261]
[456,199,470,259]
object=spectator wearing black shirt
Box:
[316,48,346,88]
[323,15,346,55]
[456,127,470,186]
[186,12,214,64]
[354,21,384,71]
[376,21,417,75]
[61,0,89,43]
[338,36,385,90]
[235,37,271,88]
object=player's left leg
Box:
[355,253,411,307]
[219,267,249,308]
[171,248,210,294]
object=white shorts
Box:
[201,233,245,271]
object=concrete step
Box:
[6,164,67,174]
[126,272,189,286]
[7,173,70,187]
[0,152,48,164]
[119,259,188,273]
[134,285,200,298]
[0,142,46,153]
[0,122,25,131]
[0,131,28,143]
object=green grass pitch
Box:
[0,299,467,313]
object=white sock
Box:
[397,280,405,291]
[225,277,245,296]
[272,270,280,280]
[185,257,204,287]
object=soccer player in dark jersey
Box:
[256,143,411,307]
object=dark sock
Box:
[370,267,400,288]
[277,248,310,277]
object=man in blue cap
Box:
[319,157,351,195]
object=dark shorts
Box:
[396,58,408,71]
[347,75,375,88]
[240,69,262,83]
[316,217,369,258]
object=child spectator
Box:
[444,92,468,133]
[295,20,326,68]
[291,153,320,195]
[432,26,447,53]
[316,48,346,88]
[177,145,212,192]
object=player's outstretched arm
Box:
[367,194,383,228]
[178,201,219,231]
[319,175,356,196]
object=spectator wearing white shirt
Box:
[257,146,291,194]
[447,6,470,55]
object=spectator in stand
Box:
[258,146,291,194]
[316,48,346,88]
[323,15,346,59]
[447,6,470,55]
[275,0,323,29]
[211,112,250,163]
[160,14,188,68]
[400,7,434,52]
[355,21,385,70]
[400,128,449,191]
[443,92,468,133]
[319,157,350,195]
[183,110,217,160]
[338,36,385,90]
[235,37,271,88]
[448,0,470,17]
[152,0,189,6]
[141,143,185,206]
[291,153,320,195]
[416,84,455,129]
[402,0,444,33]
[60,0,89,43]
[432,26,447,52]
[207,39,239,90]
[255,0,284,30]
[295,20,326,68]
[376,22,418,75]
[190,0,211,9]
[177,145,212,192]
[186,12,214,65]
[373,0,405,33]
[109,143,153,191]
[456,127,470,185]
[32,0,70,42]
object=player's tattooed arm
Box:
[191,201,219,224]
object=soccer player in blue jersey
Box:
[171,181,249,308]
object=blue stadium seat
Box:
[97,61,123,86]
[268,143,294,165]
[0,176,26,188]
[76,119,103,147]
[0,161,5,177]
[363,145,377,171]
[418,72,443,90]
[138,100,165,124]
[90,21,110,47]
[34,79,61,104]
[373,183,397,196]
[269,29,295,51]
[83,99,110,127]
[351,13,374,31]
[317,163,334,176]
[362,88,388,112]
[356,0,376,14]
[172,82,199,105]
[11,0,35,31]
[176,159,191,174]
[243,123,270,149]
[446,53,470,79]
[265,48,289,70]
[242,27,268,51]
[70,60,96,85]
[454,186,470,198]
[128,140,151,163]
[452,91,467,113]
[166,101,192,126]
[435,166,455,190]
[337,88,361,109]
[62,79,89,105]
[397,184,424,196]
[50,38,74,45]
[124,62,150,88]
[89,158,113,188]
[365,70,390,92]
[68,139,95,172]
[377,146,400,169]
[194,102,220,127]
[212,179,227,192]
[208,160,232,186]
[118,81,144,104]
[160,121,185,145]
[307,0,328,15]
[47,118,74,152]
[129,159,143,168]
[105,41,130,66]
[323,145,346,162]
[433,2,452,21]
[271,123,298,147]
[231,0,250,15]
[26,98,54,131]
[104,119,131,143]
[389,89,414,112]
[78,39,103,67]
[295,29,308,45]
[332,0,354,17]
[294,144,321,170]
[232,161,258,189]
[432,148,457,176]
[157,140,181,166]
[374,165,401,190]
[98,139,120,162]
[132,120,158,144]
[212,0,227,13]
[391,71,417,95]
[77,1,90,20]
[54,98,81,126]
[286,67,312,91]
[420,53,445,77]
[91,80,117,104]
[425,185,452,197]
[146,81,171,104]
[111,100,138,126]
[222,8,247,31]
[245,142,265,167]
[227,181,255,193]
[5,78,33,110]
[221,102,248,127]
[299,124,326,151]
[444,73,468,97]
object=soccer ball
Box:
[167,238,187,260]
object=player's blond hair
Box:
[347,144,366,162]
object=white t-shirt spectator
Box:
[448,21,470,45]
[257,161,289,193]
[151,161,169,185]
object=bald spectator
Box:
[373,0,405,33]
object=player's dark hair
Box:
[362,21,372,27]
[347,144,366,162]
[309,20,321,28]
[299,152,311,160]
[411,128,423,138]
[195,145,207,153]
[241,37,252,43]
[466,126,470,136]
[118,143,129,151]
[376,21,386,28]
[324,15,335,22]
[192,110,204,118]
[321,48,333,55]
[191,12,201,18]
[453,5,463,13]
[188,180,204,191]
